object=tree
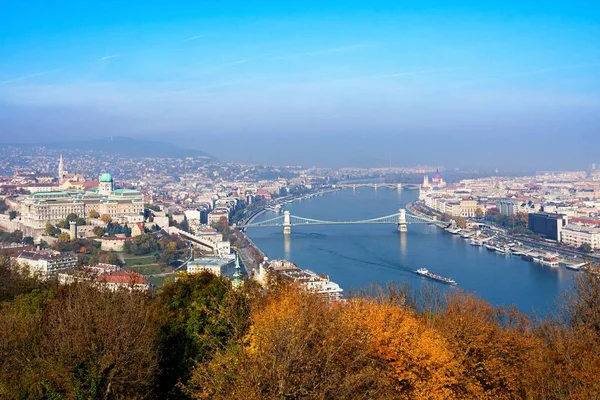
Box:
[22,236,34,245]
[100,214,112,224]
[156,272,243,398]
[454,216,467,229]
[92,226,105,237]
[88,209,100,218]
[579,243,592,253]
[8,210,17,220]
[57,232,71,242]
[475,208,484,218]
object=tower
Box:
[58,154,64,180]
[283,210,291,235]
[232,253,243,288]
[422,174,430,188]
[398,208,408,232]
[98,173,114,196]
[69,220,78,240]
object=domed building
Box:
[98,172,114,196]
[18,171,144,238]
[422,169,446,189]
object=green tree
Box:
[22,236,34,245]
[8,210,17,220]
[155,272,247,398]
[579,243,592,253]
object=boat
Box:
[540,256,559,267]
[469,239,482,246]
[460,232,473,239]
[511,250,523,256]
[521,255,534,262]
[566,262,586,271]
[415,268,457,285]
[495,246,510,255]
[446,228,462,235]
[485,244,497,252]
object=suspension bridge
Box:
[237,209,442,234]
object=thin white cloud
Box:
[0,68,64,86]
[99,54,120,61]
[184,35,207,41]
[272,43,381,60]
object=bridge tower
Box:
[398,209,408,232]
[283,210,292,235]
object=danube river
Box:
[247,187,576,314]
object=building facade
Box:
[528,212,568,241]
[17,172,144,238]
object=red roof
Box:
[571,218,600,225]
[98,270,148,285]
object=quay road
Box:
[410,201,599,264]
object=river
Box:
[247,187,576,314]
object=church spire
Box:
[232,253,243,288]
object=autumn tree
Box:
[189,284,395,400]
[100,214,112,224]
[88,209,100,218]
[475,208,484,218]
[432,291,542,399]
[57,232,71,242]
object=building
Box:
[187,255,236,276]
[16,250,77,278]
[208,208,229,226]
[97,270,150,291]
[561,223,600,250]
[257,259,344,303]
[17,172,144,238]
[528,212,568,241]
[58,266,149,291]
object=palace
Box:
[18,172,144,238]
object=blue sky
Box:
[1,1,599,169]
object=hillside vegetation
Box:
[1,256,599,400]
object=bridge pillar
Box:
[374,184,378,191]
[398,208,408,232]
[397,183,402,191]
[283,210,291,235]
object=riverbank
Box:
[246,187,576,314]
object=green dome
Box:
[99,172,113,183]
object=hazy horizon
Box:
[1,1,599,169]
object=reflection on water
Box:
[283,234,291,260]
[248,187,576,315]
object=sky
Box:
[1,1,599,170]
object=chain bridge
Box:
[237,209,441,234]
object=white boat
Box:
[470,239,482,246]
[540,255,560,267]
[566,262,585,271]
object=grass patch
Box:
[123,255,157,266]
[126,264,163,275]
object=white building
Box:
[187,255,235,276]
[16,250,77,278]
[561,223,600,250]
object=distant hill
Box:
[1,136,213,159]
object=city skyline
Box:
[1,1,599,168]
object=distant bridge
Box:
[237,209,443,234]
[335,182,421,190]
